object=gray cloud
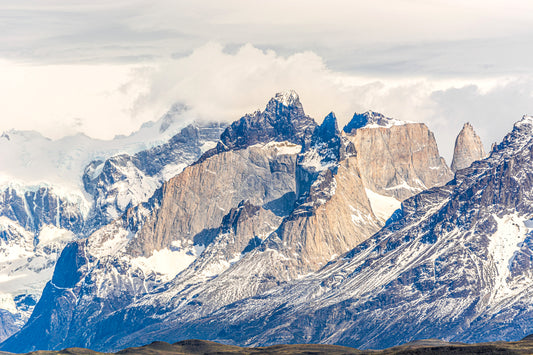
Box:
[427,79,533,160]
[2,1,533,78]
[1,0,533,165]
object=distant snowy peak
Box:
[343,111,409,133]
[0,101,193,194]
[493,114,533,155]
[512,115,533,136]
[157,103,188,133]
[517,114,533,126]
[263,90,305,117]
[273,90,300,107]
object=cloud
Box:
[128,43,436,129]
[123,43,533,162]
[2,1,533,78]
[428,79,533,160]
[1,43,532,164]
[0,60,151,139]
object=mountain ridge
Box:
[169,115,533,349]
[1,92,494,353]
[0,119,226,341]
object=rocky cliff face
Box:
[344,112,453,200]
[0,187,85,234]
[127,142,299,257]
[83,122,226,232]
[451,122,486,172]
[0,94,385,352]
[0,94,463,352]
[0,122,225,342]
[173,116,533,349]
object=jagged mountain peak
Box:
[199,91,316,158]
[493,114,533,155]
[462,121,473,129]
[165,114,533,349]
[514,115,533,134]
[264,90,305,117]
[313,112,339,143]
[342,110,407,134]
[321,112,339,132]
[451,121,485,172]
[272,90,300,107]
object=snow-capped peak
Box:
[493,114,533,155]
[343,111,409,134]
[273,90,300,107]
[515,115,533,130]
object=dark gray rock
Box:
[198,90,316,163]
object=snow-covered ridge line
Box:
[343,110,415,134]
[0,177,92,217]
[0,106,193,194]
[363,110,412,127]
[273,90,299,107]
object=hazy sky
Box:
[1,0,533,161]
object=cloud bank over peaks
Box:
[130,43,532,161]
[0,43,532,162]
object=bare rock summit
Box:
[451,122,486,172]
[343,112,453,200]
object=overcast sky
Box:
[1,0,533,161]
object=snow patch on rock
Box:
[37,225,75,248]
[365,188,402,224]
[262,141,302,155]
[274,90,299,107]
[489,213,529,295]
[132,245,206,281]
[0,293,17,314]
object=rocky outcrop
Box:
[83,122,226,232]
[450,122,486,172]
[174,116,533,349]
[127,141,299,257]
[343,112,453,200]
[199,90,316,162]
[0,95,386,352]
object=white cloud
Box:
[1,43,532,163]
[2,1,533,78]
[0,60,156,139]
[130,43,533,161]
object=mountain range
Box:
[3,90,529,352]
[0,106,226,341]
